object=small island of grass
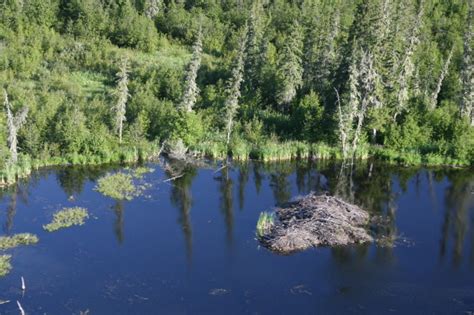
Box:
[0,233,39,250]
[43,207,89,232]
[0,255,12,277]
[95,172,141,200]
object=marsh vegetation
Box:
[0,233,38,251]
[95,172,142,200]
[0,255,11,277]
[43,207,89,232]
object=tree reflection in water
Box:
[215,166,234,245]
[35,160,474,269]
[113,201,124,244]
[167,161,197,263]
[440,169,474,267]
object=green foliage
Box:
[132,166,154,178]
[0,255,12,277]
[256,212,275,238]
[95,172,140,200]
[43,207,89,232]
[0,233,39,250]
[0,0,471,179]
[294,91,324,142]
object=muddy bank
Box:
[257,193,373,253]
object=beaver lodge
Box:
[257,193,373,254]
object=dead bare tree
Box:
[461,3,473,125]
[113,58,130,143]
[395,0,424,118]
[3,90,28,164]
[429,47,454,110]
[225,25,247,146]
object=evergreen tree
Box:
[429,47,454,110]
[276,20,303,108]
[225,26,247,146]
[179,26,203,112]
[395,0,424,117]
[144,0,162,19]
[244,0,265,92]
[113,57,130,144]
[461,3,473,125]
[3,91,28,164]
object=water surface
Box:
[0,161,473,314]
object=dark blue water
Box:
[0,161,473,314]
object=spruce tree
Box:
[113,57,130,144]
[461,3,473,125]
[225,26,247,146]
[244,1,265,91]
[3,90,28,164]
[179,26,203,112]
[144,0,162,19]
[277,20,303,108]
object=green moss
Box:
[256,212,275,238]
[0,255,12,277]
[0,233,39,250]
[43,207,89,232]
[95,172,140,200]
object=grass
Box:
[256,212,275,238]
[0,255,12,277]
[191,137,471,167]
[43,207,89,232]
[0,233,39,250]
[95,172,140,200]
[0,142,161,188]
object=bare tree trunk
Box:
[114,58,130,143]
[430,47,454,110]
[3,90,28,164]
[461,3,473,125]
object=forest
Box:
[0,0,473,185]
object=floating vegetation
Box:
[43,207,89,232]
[0,255,12,277]
[256,212,275,238]
[95,172,141,200]
[0,233,39,250]
[133,167,154,178]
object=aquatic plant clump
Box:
[133,167,154,178]
[0,255,12,277]
[43,207,89,232]
[257,193,373,254]
[0,233,39,250]
[95,172,140,200]
[256,212,275,238]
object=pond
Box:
[0,160,473,314]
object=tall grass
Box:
[256,212,275,238]
[0,142,161,188]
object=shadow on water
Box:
[215,166,234,246]
[113,201,125,245]
[166,161,197,263]
[440,169,474,267]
